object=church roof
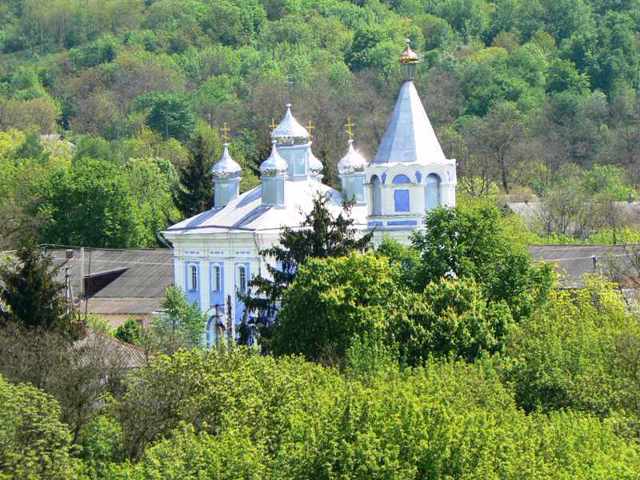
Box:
[271,104,309,140]
[211,144,241,179]
[165,180,368,234]
[338,139,367,174]
[372,80,446,165]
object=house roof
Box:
[529,244,639,288]
[47,247,173,315]
[165,179,368,236]
[372,80,446,165]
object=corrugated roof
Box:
[373,80,446,165]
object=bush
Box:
[0,375,79,479]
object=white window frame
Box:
[188,264,198,291]
[211,264,222,293]
[237,265,247,294]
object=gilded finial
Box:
[270,118,278,131]
[400,38,419,64]
[220,122,231,143]
[344,116,355,140]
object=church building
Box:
[163,42,457,343]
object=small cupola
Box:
[338,139,367,204]
[260,140,287,207]
[271,104,309,146]
[211,143,242,208]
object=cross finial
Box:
[306,120,315,137]
[270,118,278,131]
[345,116,355,140]
[220,122,231,143]
[405,38,411,47]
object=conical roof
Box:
[372,81,446,165]
[211,144,242,179]
[338,139,367,174]
[260,141,288,176]
[271,104,309,140]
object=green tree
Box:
[145,286,207,354]
[146,93,195,142]
[396,278,514,364]
[273,252,399,363]
[173,132,215,219]
[244,194,372,336]
[114,318,142,345]
[0,375,80,479]
[412,205,554,322]
[0,241,73,332]
[36,157,146,248]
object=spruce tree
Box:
[174,133,214,218]
[243,194,372,345]
[0,241,73,333]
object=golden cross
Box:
[220,122,230,143]
[270,118,278,131]
[306,121,315,137]
[345,116,355,140]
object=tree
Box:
[114,318,142,345]
[146,93,195,142]
[36,157,146,248]
[396,278,514,365]
[411,205,554,322]
[273,253,400,363]
[244,194,372,333]
[173,132,215,219]
[144,286,207,354]
[0,241,73,332]
[0,375,80,479]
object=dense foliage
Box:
[1,0,640,247]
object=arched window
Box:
[425,174,441,211]
[237,265,247,293]
[392,174,411,184]
[370,175,382,216]
[211,264,221,292]
[188,264,198,291]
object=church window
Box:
[237,265,247,293]
[212,265,221,292]
[394,189,410,212]
[425,174,441,210]
[392,174,411,184]
[293,156,306,176]
[370,175,382,215]
[188,264,198,291]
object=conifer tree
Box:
[173,133,214,218]
[0,241,73,333]
[243,194,372,345]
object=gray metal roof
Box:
[48,248,173,314]
[529,245,639,288]
[260,142,288,176]
[372,80,446,165]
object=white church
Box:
[163,43,457,343]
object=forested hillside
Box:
[1,0,640,248]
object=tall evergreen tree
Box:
[173,133,214,219]
[243,194,372,346]
[0,241,74,333]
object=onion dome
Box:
[338,139,367,175]
[211,143,241,179]
[308,148,323,175]
[260,141,288,176]
[400,39,419,64]
[271,104,309,141]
